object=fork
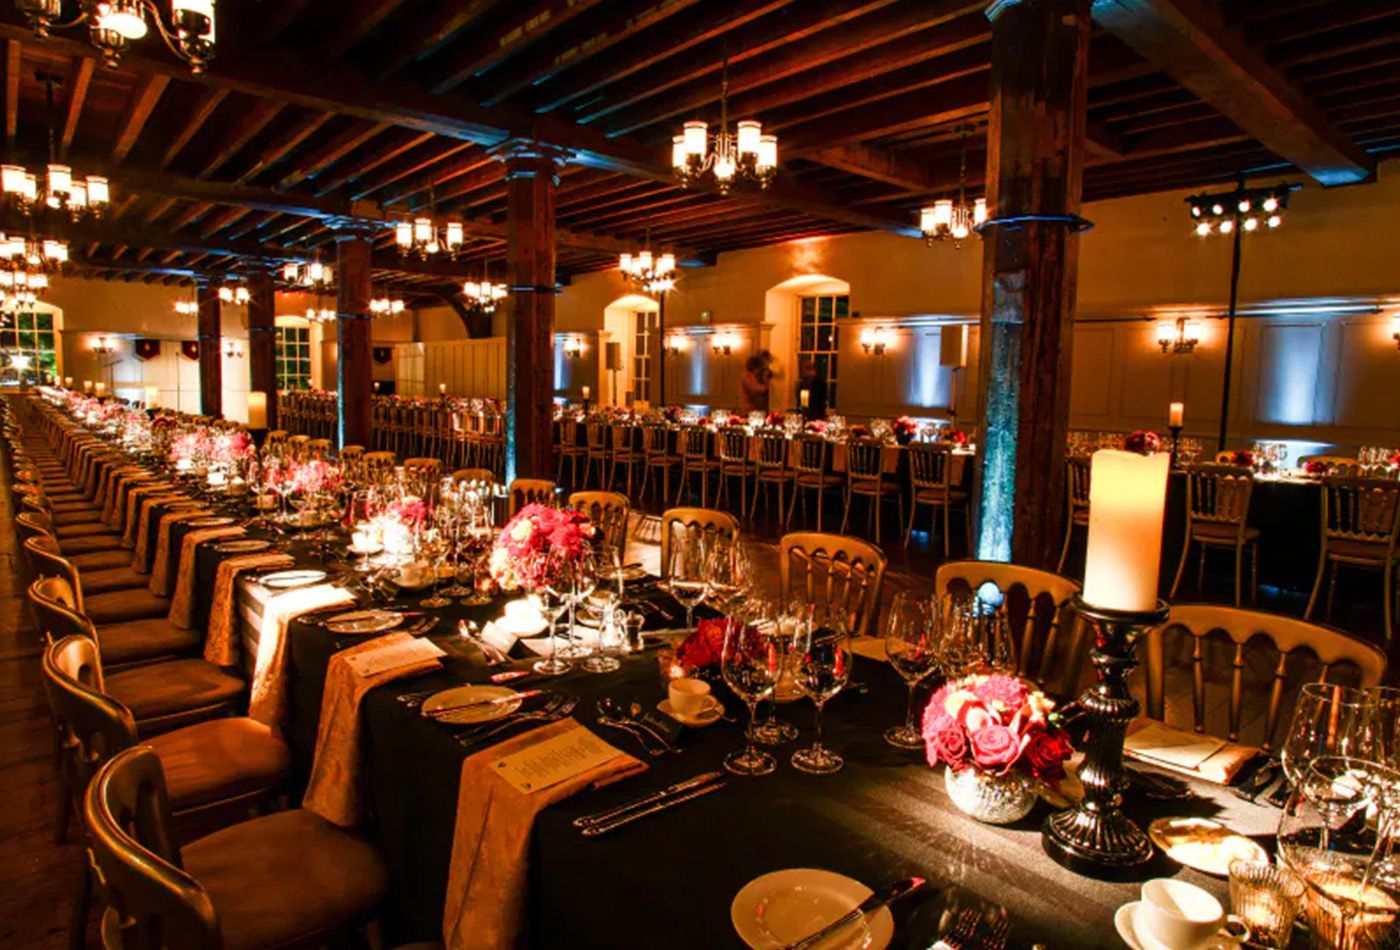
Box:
[934,910,1010,950]
[457,696,579,751]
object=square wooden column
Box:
[336,228,374,450]
[246,266,278,431]
[975,0,1090,568]
[498,140,569,483]
[196,280,223,418]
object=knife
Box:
[579,780,726,836]
[778,877,928,950]
[423,689,544,718]
[572,771,724,829]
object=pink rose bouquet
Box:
[488,503,597,591]
[765,411,785,427]
[387,496,429,529]
[892,416,917,444]
[211,430,255,466]
[941,428,969,447]
[921,673,1072,781]
[1390,450,1400,468]
[1123,430,1162,455]
[1230,449,1255,467]
[1304,459,1328,475]
[289,459,342,495]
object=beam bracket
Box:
[976,213,1094,234]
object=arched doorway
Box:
[764,274,850,412]
[602,293,659,406]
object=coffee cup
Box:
[668,677,712,717]
[1137,879,1248,950]
[397,561,431,588]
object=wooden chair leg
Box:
[1326,562,1339,621]
[1304,552,1327,620]
[904,498,917,546]
[1170,533,1191,600]
[840,487,852,534]
[1233,543,1244,607]
[942,502,952,560]
[1385,560,1394,642]
[1250,541,1259,604]
[1056,519,1074,574]
[68,857,91,950]
[1197,545,1208,598]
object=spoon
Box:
[629,700,682,753]
[595,699,666,757]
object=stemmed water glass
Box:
[791,604,852,775]
[534,555,574,676]
[669,532,710,631]
[705,535,750,613]
[1279,683,1375,789]
[883,591,941,749]
[753,596,801,745]
[346,489,383,573]
[939,593,1013,677]
[416,524,452,608]
[721,617,781,776]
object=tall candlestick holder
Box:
[1043,594,1169,877]
[1168,424,1182,466]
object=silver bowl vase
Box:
[944,765,1036,825]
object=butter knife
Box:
[572,771,724,829]
[779,877,927,950]
[423,689,544,718]
[579,779,726,836]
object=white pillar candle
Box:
[439,383,447,395]
[247,391,268,429]
[581,385,591,400]
[64,376,73,388]
[799,388,810,409]
[145,386,159,408]
[82,380,93,394]
[94,382,106,397]
[1082,449,1171,612]
[1168,402,1184,428]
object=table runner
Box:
[303,633,444,828]
[442,718,644,950]
[204,552,295,665]
[249,583,356,726]
[166,526,248,624]
[111,476,169,535]
[150,518,226,596]
[102,469,153,528]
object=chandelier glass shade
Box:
[174,298,197,315]
[0,233,67,269]
[282,260,333,293]
[370,294,405,315]
[672,59,776,194]
[395,217,464,259]
[1186,182,1296,237]
[618,249,677,294]
[304,306,336,324]
[462,279,507,313]
[920,125,986,248]
[1,163,109,217]
[16,0,216,73]
[218,283,249,305]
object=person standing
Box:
[739,353,770,413]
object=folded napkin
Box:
[1124,719,1261,785]
[249,584,357,726]
[204,552,296,665]
[132,500,202,569]
[166,526,249,625]
[146,509,215,589]
[303,633,446,827]
[121,486,179,545]
[850,636,888,661]
[103,470,154,528]
[442,718,645,949]
[99,465,143,522]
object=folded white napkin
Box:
[519,626,600,657]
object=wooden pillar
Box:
[975,0,1090,568]
[246,266,278,431]
[498,140,568,483]
[196,280,222,418]
[336,227,374,450]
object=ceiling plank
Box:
[277,121,387,190]
[233,111,334,184]
[158,87,230,170]
[373,0,503,80]
[428,0,607,96]
[799,143,937,191]
[195,99,284,179]
[59,55,94,158]
[319,0,414,61]
[1091,0,1374,184]
[312,130,434,196]
[5,38,19,148]
[111,73,171,163]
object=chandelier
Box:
[463,258,508,314]
[282,259,333,293]
[218,283,248,305]
[395,216,464,259]
[304,306,336,324]
[2,75,110,218]
[174,297,196,315]
[1156,317,1201,356]
[1186,182,1296,237]
[0,233,67,269]
[672,57,777,194]
[0,268,46,312]
[920,126,986,248]
[15,0,217,73]
[370,292,405,316]
[618,246,676,294]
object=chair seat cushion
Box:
[71,549,139,571]
[85,588,171,624]
[52,510,103,527]
[647,455,681,465]
[914,487,967,504]
[80,566,150,594]
[182,809,389,950]
[795,473,842,488]
[1326,538,1392,562]
[59,534,125,555]
[1191,522,1260,543]
[149,718,291,811]
[106,659,244,726]
[851,479,900,494]
[54,520,112,537]
[98,617,202,665]
[50,500,98,514]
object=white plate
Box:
[188,516,237,527]
[731,869,894,950]
[260,568,328,589]
[1147,817,1267,877]
[420,685,523,725]
[214,539,273,554]
[659,696,724,728]
[325,609,404,635]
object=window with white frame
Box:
[275,325,312,390]
[797,293,848,407]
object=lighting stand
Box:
[1168,424,1182,467]
[1042,594,1169,877]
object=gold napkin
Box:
[204,552,295,665]
[303,633,445,827]
[166,527,249,625]
[146,509,215,590]
[1124,719,1261,785]
[442,719,645,949]
[121,486,180,546]
[102,469,151,528]
[131,498,201,568]
[111,477,167,534]
[249,584,357,726]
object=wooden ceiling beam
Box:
[780,70,987,147]
[372,0,503,80]
[277,121,388,190]
[798,142,937,192]
[233,111,334,184]
[311,130,434,196]
[319,0,414,61]
[111,73,170,163]
[158,87,229,170]
[349,141,475,200]
[1091,0,1374,184]
[3,38,17,149]
[195,99,284,179]
[59,55,93,158]
[377,151,498,208]
[428,0,607,96]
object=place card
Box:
[1124,720,1226,771]
[343,636,446,678]
[491,725,626,795]
[479,621,518,656]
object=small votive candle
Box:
[1082,449,1171,612]
[64,376,73,388]
[581,385,591,400]
[1169,401,1184,428]
[799,388,810,409]
[82,380,93,394]
[94,382,106,397]
[439,383,447,395]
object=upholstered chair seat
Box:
[105,659,244,731]
[147,718,292,812]
[82,587,172,624]
[56,533,126,555]
[97,617,202,665]
[77,566,150,594]
[70,549,137,571]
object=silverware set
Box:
[457,694,580,752]
[594,698,677,756]
[573,770,727,837]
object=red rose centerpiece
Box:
[922,673,1072,824]
[941,427,969,447]
[892,416,917,445]
[489,503,597,592]
[1123,430,1162,455]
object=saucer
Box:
[659,695,724,727]
[1116,900,1241,950]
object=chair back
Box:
[306,437,332,460]
[610,423,639,455]
[1185,464,1254,532]
[779,532,887,638]
[362,451,397,484]
[84,747,222,949]
[287,433,311,460]
[43,634,137,804]
[679,426,710,461]
[933,560,1086,696]
[23,535,85,611]
[659,508,738,579]
[508,478,557,516]
[1320,477,1400,555]
[452,468,495,486]
[754,432,789,471]
[718,428,750,465]
[264,430,287,448]
[846,437,885,480]
[569,491,630,559]
[28,576,93,649]
[1066,455,1091,510]
[1143,604,1387,750]
[585,422,609,453]
[403,457,443,489]
[909,442,952,491]
[793,435,828,475]
[641,424,671,460]
[558,418,581,450]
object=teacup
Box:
[1137,879,1249,950]
[396,562,431,588]
[668,677,712,717]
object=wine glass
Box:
[940,593,1013,677]
[791,604,852,775]
[1280,683,1375,789]
[753,595,801,745]
[884,591,941,749]
[704,535,748,614]
[721,617,780,776]
[533,559,573,676]
[416,526,452,608]
[579,549,621,674]
[668,532,710,632]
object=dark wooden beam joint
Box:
[195,280,223,418]
[335,226,375,448]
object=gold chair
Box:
[779,532,887,638]
[750,431,792,522]
[1297,454,1362,476]
[15,510,130,568]
[609,422,644,498]
[906,442,970,557]
[84,746,389,950]
[569,490,630,560]
[659,507,738,579]
[306,437,332,460]
[584,421,611,489]
[676,425,719,506]
[1056,455,1091,573]
[362,450,397,485]
[24,536,171,624]
[1304,477,1400,642]
[715,428,753,517]
[638,423,680,507]
[787,435,841,530]
[403,456,444,495]
[933,560,1086,698]
[555,418,587,488]
[30,573,199,668]
[508,478,557,516]
[1142,604,1386,750]
[451,467,495,485]
[841,437,902,545]
[1170,464,1258,606]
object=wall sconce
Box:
[1156,318,1200,355]
[860,325,893,355]
[1391,314,1400,350]
[711,330,738,355]
[563,337,584,359]
[223,339,245,359]
[92,335,113,356]
[218,284,250,305]
[665,334,689,356]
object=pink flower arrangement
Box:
[1230,449,1255,467]
[1390,450,1400,468]
[289,459,342,495]
[941,428,969,447]
[1305,459,1329,475]
[805,420,827,434]
[724,414,745,427]
[675,617,735,673]
[489,503,597,591]
[387,496,429,529]
[765,411,784,427]
[1124,430,1162,455]
[170,430,212,465]
[892,416,917,444]
[210,430,254,466]
[922,674,1072,781]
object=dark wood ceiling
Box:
[0,0,1393,297]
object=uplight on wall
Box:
[860,325,893,355]
[562,337,584,360]
[1156,318,1200,355]
[711,330,738,355]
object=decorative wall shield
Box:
[134,339,161,360]
[373,346,393,364]
[180,340,200,360]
